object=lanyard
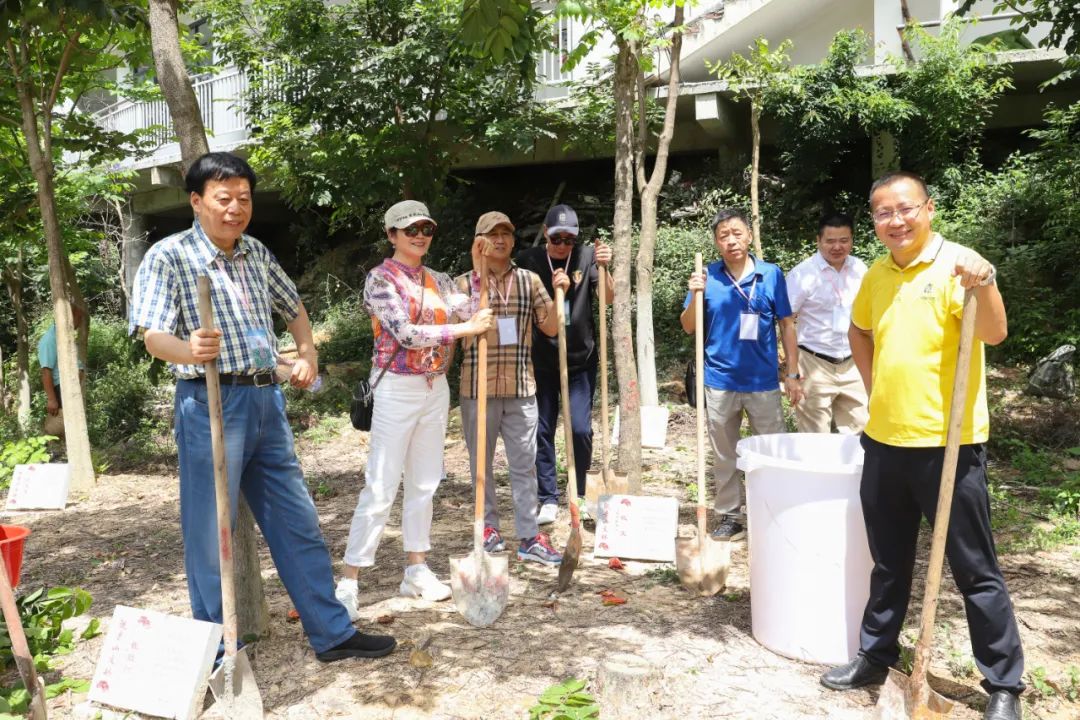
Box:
[489,268,515,312]
[822,263,848,305]
[546,251,570,277]
[214,253,253,314]
[724,266,758,311]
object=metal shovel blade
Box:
[450,548,509,628]
[555,502,583,594]
[207,648,264,719]
[872,668,954,720]
[674,535,731,597]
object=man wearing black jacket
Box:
[516,204,613,525]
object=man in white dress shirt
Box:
[785,213,868,434]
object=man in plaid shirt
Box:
[130,152,395,663]
[455,211,569,565]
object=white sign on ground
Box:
[88,606,222,720]
[593,494,679,562]
[5,463,71,511]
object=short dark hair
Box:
[185,152,258,195]
[710,207,750,233]
[869,171,929,202]
[818,212,854,236]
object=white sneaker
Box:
[335,577,361,621]
[536,503,558,525]
[399,564,452,602]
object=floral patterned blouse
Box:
[364,258,475,380]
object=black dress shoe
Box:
[984,690,1021,720]
[820,655,889,690]
[315,631,396,662]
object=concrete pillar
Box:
[123,205,149,303]
[872,131,899,178]
[874,0,905,64]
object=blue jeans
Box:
[174,379,354,654]
[535,364,597,506]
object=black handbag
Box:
[349,271,425,431]
[685,359,696,407]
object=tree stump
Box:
[595,653,663,719]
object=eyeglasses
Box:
[870,202,926,225]
[400,224,436,238]
[549,234,576,246]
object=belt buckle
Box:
[253,372,273,388]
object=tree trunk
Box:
[13,84,95,491]
[750,103,763,259]
[148,0,269,638]
[3,253,32,434]
[634,5,684,409]
[612,42,643,491]
[148,0,209,174]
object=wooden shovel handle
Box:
[196,276,239,659]
[556,285,578,504]
[599,261,612,474]
[0,560,47,719]
[910,289,978,685]
[473,258,489,549]
[694,254,707,541]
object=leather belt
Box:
[798,345,851,365]
[190,372,277,387]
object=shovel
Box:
[451,257,510,627]
[675,253,731,597]
[0,555,47,719]
[197,277,264,719]
[585,265,628,516]
[554,285,583,594]
[873,290,978,720]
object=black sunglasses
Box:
[400,224,436,238]
[549,234,576,246]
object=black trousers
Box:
[858,434,1024,693]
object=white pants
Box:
[343,373,449,567]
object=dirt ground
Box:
[8,401,1080,720]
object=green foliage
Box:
[0,586,100,669]
[936,101,1080,361]
[83,319,160,448]
[528,678,600,720]
[957,0,1080,84]
[891,22,1012,181]
[0,585,99,716]
[0,435,53,491]
[313,299,375,366]
[460,0,540,65]
[203,0,546,232]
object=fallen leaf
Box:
[408,648,433,668]
[286,608,300,622]
[601,595,627,606]
[375,614,395,625]
[608,558,625,570]
[542,600,557,610]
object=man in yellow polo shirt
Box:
[820,172,1023,720]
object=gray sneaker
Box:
[711,516,746,541]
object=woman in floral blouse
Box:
[336,200,494,614]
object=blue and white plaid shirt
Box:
[129,220,301,379]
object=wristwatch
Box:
[979,264,997,287]
[785,372,801,380]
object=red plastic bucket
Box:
[0,525,30,588]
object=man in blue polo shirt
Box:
[680,207,803,540]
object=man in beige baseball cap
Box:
[456,210,568,566]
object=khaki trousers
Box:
[794,352,868,434]
[704,387,785,516]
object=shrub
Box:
[312,298,375,365]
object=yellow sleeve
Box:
[850,271,873,330]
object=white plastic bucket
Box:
[736,433,872,665]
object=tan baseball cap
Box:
[475,211,515,235]
[384,200,436,230]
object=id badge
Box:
[564,299,571,327]
[739,313,759,341]
[497,316,517,346]
[832,305,849,333]
[244,327,275,368]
